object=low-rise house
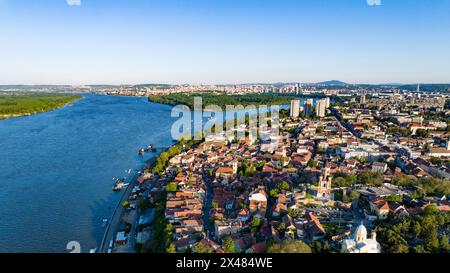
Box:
[304,212,325,241]
[214,221,244,240]
[372,162,388,173]
[115,231,128,245]
[249,187,268,217]
[369,197,389,220]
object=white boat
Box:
[89,248,97,253]
[102,219,108,227]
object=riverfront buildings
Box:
[105,86,450,254]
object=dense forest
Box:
[0,93,82,119]
[148,92,299,109]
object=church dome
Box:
[355,223,367,242]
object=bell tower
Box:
[317,167,332,198]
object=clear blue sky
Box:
[1,0,449,85]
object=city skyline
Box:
[1,0,450,85]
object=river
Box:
[0,93,313,253]
[0,94,177,253]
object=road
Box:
[98,171,140,253]
[98,154,160,253]
[202,175,215,240]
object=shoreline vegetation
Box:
[148,92,300,109]
[0,93,83,120]
[148,91,346,111]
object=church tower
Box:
[355,223,367,243]
[316,167,332,198]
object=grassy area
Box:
[0,93,82,119]
[148,92,298,109]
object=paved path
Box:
[98,172,140,253]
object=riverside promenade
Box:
[98,157,157,253]
[98,172,139,253]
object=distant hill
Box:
[317,80,348,85]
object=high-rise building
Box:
[294,83,301,94]
[324,97,330,108]
[360,93,366,104]
[315,99,327,118]
[290,100,300,118]
[304,99,313,116]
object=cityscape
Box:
[96,84,450,254]
[0,1,449,269]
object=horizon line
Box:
[1,81,450,87]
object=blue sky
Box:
[0,0,449,85]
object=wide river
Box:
[0,93,303,253]
[0,94,180,253]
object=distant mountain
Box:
[317,80,348,85]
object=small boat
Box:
[112,178,126,191]
[139,145,156,155]
[102,219,108,227]
[112,184,123,191]
[145,145,153,151]
[89,248,97,253]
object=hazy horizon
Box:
[1,81,450,87]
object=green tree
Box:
[343,190,360,203]
[307,159,317,168]
[390,244,409,253]
[194,243,213,253]
[422,216,439,251]
[440,234,449,252]
[412,221,421,238]
[166,244,177,253]
[384,195,403,203]
[423,204,439,215]
[412,245,427,253]
[267,240,312,253]
[357,171,383,186]
[278,181,290,192]
[250,217,262,233]
[166,182,178,192]
[416,129,429,138]
[269,189,280,198]
[288,208,302,218]
[223,236,236,253]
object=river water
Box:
[0,93,308,253]
[0,94,178,253]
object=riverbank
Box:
[0,93,83,120]
[148,92,298,109]
[98,152,165,253]
[0,94,178,252]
